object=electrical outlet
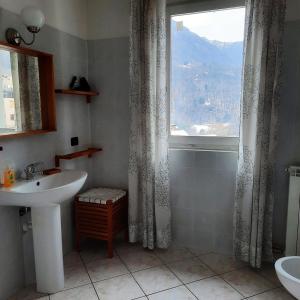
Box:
[71,137,79,146]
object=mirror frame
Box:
[0,41,56,139]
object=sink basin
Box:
[0,170,87,207]
[0,170,87,294]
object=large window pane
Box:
[170,7,245,137]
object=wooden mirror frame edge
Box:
[0,41,56,139]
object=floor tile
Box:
[8,285,48,300]
[119,248,162,272]
[148,286,197,300]
[94,274,144,300]
[80,240,110,264]
[187,276,243,300]
[133,265,182,295]
[199,253,245,274]
[64,251,82,268]
[256,263,281,287]
[221,267,274,297]
[50,284,98,300]
[115,241,144,255]
[188,247,213,256]
[64,262,91,290]
[168,257,215,283]
[86,256,129,282]
[154,246,194,263]
[247,288,295,299]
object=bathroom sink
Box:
[0,169,87,294]
[0,170,87,207]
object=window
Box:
[168,3,245,150]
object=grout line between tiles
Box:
[219,266,279,299]
[243,287,285,299]
[184,283,201,300]
[215,275,246,298]
[51,282,92,295]
[145,284,187,298]
[115,251,148,298]
[195,253,247,276]
[49,245,282,300]
[163,261,200,300]
[117,247,194,297]
[78,252,101,300]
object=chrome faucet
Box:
[24,162,44,180]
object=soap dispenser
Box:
[2,160,16,188]
[0,146,3,185]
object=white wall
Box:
[0,3,90,298]
[87,0,130,40]
[1,0,298,40]
[85,0,300,252]
[286,0,300,21]
[0,0,87,39]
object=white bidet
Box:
[275,256,300,299]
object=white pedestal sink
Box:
[0,170,87,293]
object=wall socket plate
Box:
[71,137,79,146]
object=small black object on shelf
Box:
[69,76,91,91]
[79,77,91,91]
[69,76,80,90]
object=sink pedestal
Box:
[0,170,88,293]
[31,205,64,293]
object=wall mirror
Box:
[0,42,56,138]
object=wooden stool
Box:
[75,188,128,258]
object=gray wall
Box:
[88,37,130,189]
[1,0,300,298]
[0,8,91,299]
[273,20,300,249]
[170,150,237,254]
[86,0,300,255]
[87,29,237,256]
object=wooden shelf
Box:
[55,89,99,103]
[55,147,102,167]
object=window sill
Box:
[168,136,239,152]
[169,143,238,152]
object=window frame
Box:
[166,0,245,152]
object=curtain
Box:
[128,0,171,249]
[11,53,42,131]
[234,0,286,268]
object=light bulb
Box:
[21,7,45,32]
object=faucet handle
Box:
[24,161,44,179]
[32,161,44,175]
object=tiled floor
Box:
[9,241,295,300]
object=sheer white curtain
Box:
[128,0,171,249]
[234,0,286,268]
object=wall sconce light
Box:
[6,7,45,46]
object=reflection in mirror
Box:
[0,49,42,134]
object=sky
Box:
[173,7,245,43]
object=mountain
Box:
[171,21,244,136]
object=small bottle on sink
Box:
[3,163,15,188]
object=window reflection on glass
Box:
[0,49,42,134]
[170,7,245,137]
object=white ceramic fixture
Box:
[21,6,45,29]
[275,256,300,299]
[0,170,87,293]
